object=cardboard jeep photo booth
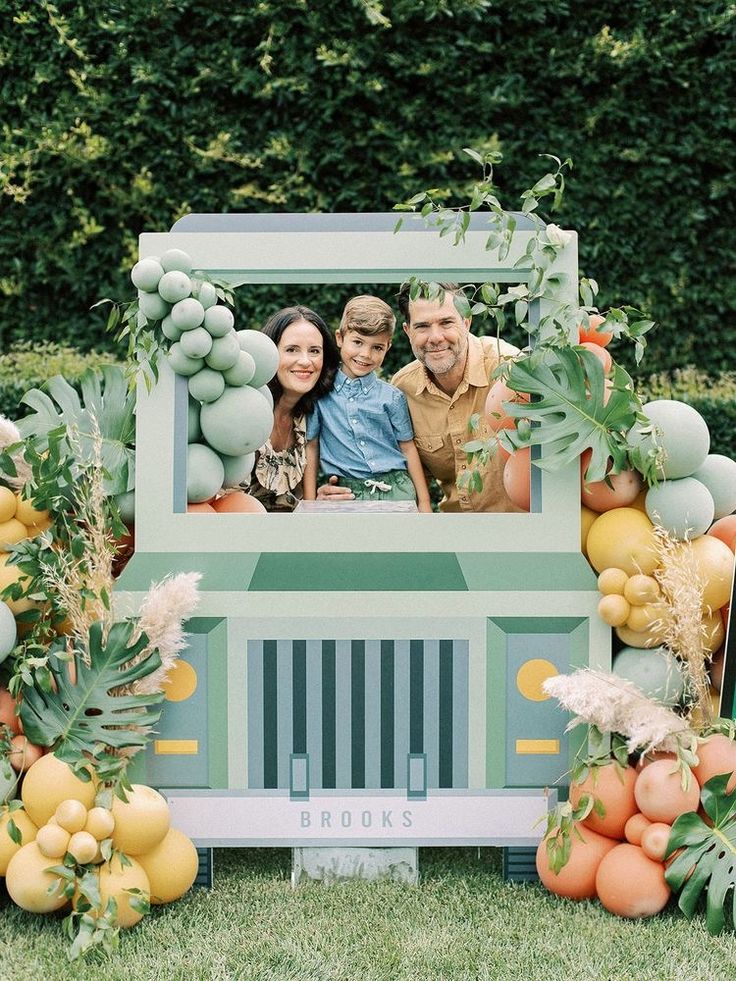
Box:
[116,213,624,875]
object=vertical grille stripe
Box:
[292,640,307,755]
[380,640,395,788]
[351,640,365,788]
[438,639,453,788]
[321,640,336,788]
[410,639,424,754]
[262,640,278,789]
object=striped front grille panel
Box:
[247,639,469,791]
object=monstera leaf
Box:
[20,620,163,759]
[501,347,638,482]
[17,364,135,496]
[665,773,736,935]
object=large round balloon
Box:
[708,515,736,552]
[690,535,735,612]
[236,330,280,388]
[645,477,715,540]
[612,646,685,706]
[582,469,642,513]
[187,444,225,503]
[220,451,256,487]
[200,386,273,457]
[632,400,710,479]
[0,602,17,663]
[691,454,736,520]
[503,448,530,510]
[586,508,658,576]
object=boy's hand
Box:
[316,475,355,501]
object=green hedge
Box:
[0,343,120,423]
[1,1,733,380]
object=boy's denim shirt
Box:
[307,369,414,479]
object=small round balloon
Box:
[634,400,710,479]
[645,477,715,540]
[161,249,193,275]
[691,454,736,520]
[236,330,279,388]
[187,444,225,503]
[200,386,273,457]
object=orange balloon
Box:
[187,502,216,513]
[582,469,643,514]
[503,447,531,511]
[708,515,736,552]
[484,379,529,432]
[212,492,267,514]
[536,822,617,900]
[9,735,43,772]
[624,812,652,846]
[595,844,670,918]
[580,342,612,375]
[578,313,613,347]
[0,687,21,735]
[570,763,638,840]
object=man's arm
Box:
[399,440,433,513]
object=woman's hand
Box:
[316,475,355,501]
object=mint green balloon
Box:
[203,305,235,337]
[200,386,273,456]
[236,330,279,387]
[161,248,193,275]
[692,454,736,520]
[171,297,205,331]
[189,367,225,404]
[187,443,224,503]
[161,314,182,342]
[613,646,685,706]
[205,332,240,371]
[256,384,274,409]
[168,342,204,377]
[138,290,171,322]
[131,257,164,292]
[180,327,213,360]
[222,350,256,387]
[0,601,17,662]
[220,451,256,487]
[158,270,192,304]
[115,490,135,525]
[188,397,201,442]
[191,279,218,310]
[645,476,715,540]
[637,399,710,479]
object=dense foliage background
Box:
[1,0,734,380]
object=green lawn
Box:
[2,848,736,981]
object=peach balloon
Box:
[503,448,531,511]
[212,492,267,513]
[582,469,643,514]
[693,734,736,794]
[484,379,529,432]
[708,514,736,552]
[640,823,672,862]
[569,763,638,840]
[710,646,724,692]
[8,735,43,772]
[580,342,613,375]
[634,759,700,824]
[624,812,652,845]
[536,822,617,900]
[595,844,670,918]
[0,687,21,735]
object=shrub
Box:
[0,343,121,422]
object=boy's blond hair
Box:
[339,295,396,338]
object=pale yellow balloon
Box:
[0,518,28,548]
[624,574,661,606]
[14,495,49,528]
[690,535,735,613]
[626,602,664,634]
[581,506,597,558]
[616,619,669,649]
[598,594,631,627]
[703,610,726,654]
[587,508,659,576]
[597,567,629,596]
[0,486,17,523]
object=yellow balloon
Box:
[690,535,734,613]
[0,518,28,548]
[0,486,17,523]
[587,508,659,576]
[703,610,726,654]
[616,619,668,649]
[14,494,49,528]
[624,574,661,606]
[626,602,663,633]
[598,594,631,627]
[581,506,597,557]
[598,567,629,596]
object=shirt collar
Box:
[334,368,377,394]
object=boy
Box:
[303,295,432,511]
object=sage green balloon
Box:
[138,290,171,322]
[236,330,279,387]
[691,454,736,520]
[0,601,17,662]
[158,270,192,304]
[612,646,685,706]
[171,297,205,331]
[187,443,224,503]
[180,326,213,360]
[220,451,256,487]
[115,490,136,525]
[222,350,256,387]
[131,257,164,292]
[205,332,240,371]
[161,314,182,342]
[191,279,218,310]
[633,400,710,479]
[645,476,715,540]
[188,397,201,442]
[168,342,204,377]
[161,248,193,275]
[203,305,235,337]
[189,367,226,404]
[256,384,274,409]
[200,386,273,456]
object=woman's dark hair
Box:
[261,305,339,417]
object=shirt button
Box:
[352,419,357,424]
[349,397,355,402]
[360,441,366,446]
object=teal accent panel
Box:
[249,553,467,591]
[247,641,264,789]
[116,553,260,592]
[458,553,597,591]
[144,633,209,787]
[200,618,228,789]
[486,620,508,789]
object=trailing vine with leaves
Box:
[394,149,660,490]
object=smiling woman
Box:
[243,306,340,512]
